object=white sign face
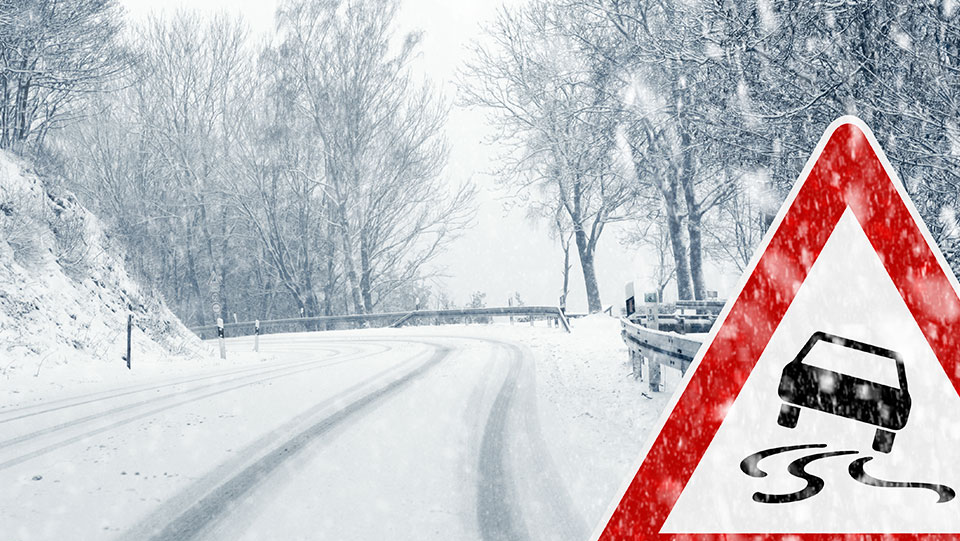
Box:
[663,209,960,533]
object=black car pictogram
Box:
[777,331,911,453]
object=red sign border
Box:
[596,117,960,540]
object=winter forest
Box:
[7,0,960,327]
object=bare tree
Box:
[0,0,127,154]
[553,207,574,308]
[136,13,251,325]
[277,0,472,314]
[52,12,253,326]
[230,45,330,318]
[462,2,634,312]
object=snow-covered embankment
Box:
[0,152,206,400]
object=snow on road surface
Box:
[0,316,673,540]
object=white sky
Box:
[118,0,734,312]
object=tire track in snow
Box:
[0,344,389,470]
[476,338,587,541]
[477,345,529,541]
[0,347,342,422]
[0,349,363,450]
[131,344,450,541]
[507,340,589,541]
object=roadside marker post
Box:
[254,319,260,353]
[598,117,960,539]
[126,313,132,370]
[216,317,226,360]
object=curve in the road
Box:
[136,344,451,541]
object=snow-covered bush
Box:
[0,167,48,265]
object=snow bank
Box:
[0,152,206,393]
[520,314,672,530]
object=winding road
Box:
[0,331,586,541]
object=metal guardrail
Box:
[629,300,724,334]
[674,299,726,310]
[191,305,571,338]
[621,318,704,393]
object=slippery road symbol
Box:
[777,332,910,454]
[740,332,954,505]
[740,444,955,504]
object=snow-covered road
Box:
[1,320,670,541]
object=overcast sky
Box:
[118,0,737,312]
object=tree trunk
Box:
[304,287,322,331]
[560,233,571,308]
[185,240,206,326]
[324,255,336,317]
[337,203,364,314]
[359,232,373,313]
[324,207,337,320]
[218,205,230,322]
[662,176,694,300]
[258,258,272,319]
[680,160,706,299]
[573,225,603,312]
[686,211,705,300]
[1,72,9,149]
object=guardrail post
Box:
[217,317,226,360]
[629,349,642,379]
[126,313,132,370]
[254,319,260,352]
[556,307,571,333]
[645,304,660,330]
[648,351,662,392]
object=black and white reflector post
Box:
[126,313,132,370]
[254,319,260,353]
[217,317,226,360]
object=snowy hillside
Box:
[0,152,205,384]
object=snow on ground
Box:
[0,151,207,409]
[514,315,674,528]
[1,317,678,540]
[238,316,677,531]
[3,341,426,541]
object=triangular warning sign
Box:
[598,117,960,539]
